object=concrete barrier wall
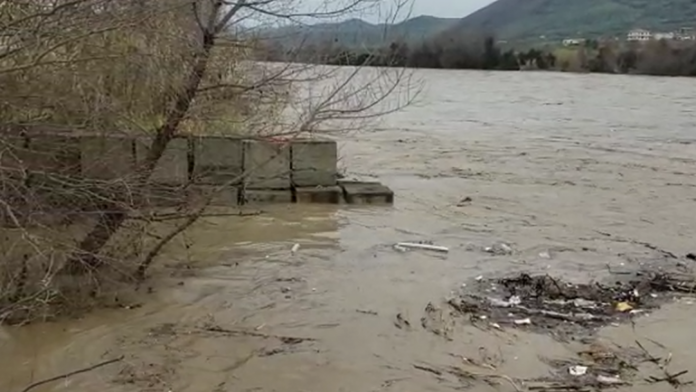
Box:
[5,133,393,207]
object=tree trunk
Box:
[66,31,217,272]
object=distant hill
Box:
[258,16,459,48]
[259,1,696,50]
[455,0,696,43]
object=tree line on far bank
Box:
[259,33,696,77]
[565,39,696,77]
[260,33,557,71]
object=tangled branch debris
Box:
[417,339,692,392]
[446,267,696,340]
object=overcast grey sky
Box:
[289,0,498,23]
[407,0,495,19]
[242,0,498,26]
[340,0,497,23]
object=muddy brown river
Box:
[2,70,696,392]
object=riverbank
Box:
[261,37,696,77]
[2,70,696,392]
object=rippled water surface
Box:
[2,70,696,392]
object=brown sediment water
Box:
[2,69,696,392]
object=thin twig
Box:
[203,325,316,344]
[19,355,124,392]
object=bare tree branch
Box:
[0,0,416,323]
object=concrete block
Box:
[187,184,239,207]
[23,135,81,177]
[80,136,135,179]
[340,180,394,205]
[240,188,292,205]
[136,137,190,185]
[192,137,243,184]
[291,138,338,187]
[242,139,290,189]
[294,185,343,204]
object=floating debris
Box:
[483,242,513,256]
[393,244,408,252]
[395,242,449,253]
[596,374,623,385]
[615,301,633,312]
[456,196,473,207]
[513,317,531,325]
[394,313,412,330]
[569,365,588,376]
[446,268,696,339]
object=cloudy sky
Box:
[288,0,497,23]
[241,0,498,26]
[407,0,496,19]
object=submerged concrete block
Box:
[187,184,239,207]
[242,139,290,189]
[80,136,135,179]
[192,137,243,184]
[291,138,338,187]
[294,185,343,204]
[340,180,394,205]
[136,137,190,184]
[24,135,81,177]
[240,188,292,205]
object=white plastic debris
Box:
[596,375,622,385]
[393,244,407,252]
[484,242,513,255]
[490,322,502,330]
[568,365,588,376]
[508,295,522,306]
[475,275,484,281]
[573,298,597,308]
[539,251,551,259]
[291,243,300,254]
[395,242,449,253]
[514,318,532,325]
[489,298,511,307]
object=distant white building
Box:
[677,27,695,40]
[653,31,675,40]
[562,38,584,46]
[627,28,652,41]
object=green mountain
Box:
[456,0,696,43]
[260,16,459,48]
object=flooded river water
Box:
[3,70,696,392]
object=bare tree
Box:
[0,0,415,322]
